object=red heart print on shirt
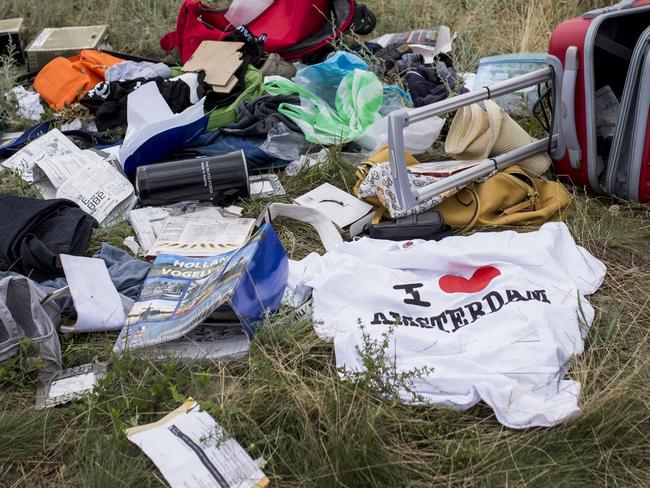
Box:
[439,266,501,294]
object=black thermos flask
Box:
[135,151,250,206]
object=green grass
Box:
[1,0,649,486]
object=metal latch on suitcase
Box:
[387,59,565,212]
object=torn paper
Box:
[126,400,268,488]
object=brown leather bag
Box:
[435,165,572,231]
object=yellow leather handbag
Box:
[435,165,572,231]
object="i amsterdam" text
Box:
[370,288,551,334]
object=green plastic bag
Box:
[262,69,384,145]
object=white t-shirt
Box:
[288,223,606,429]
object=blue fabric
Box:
[122,114,209,177]
[185,131,291,171]
[0,120,53,158]
[39,243,151,312]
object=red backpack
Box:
[160,0,374,62]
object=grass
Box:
[0,0,649,486]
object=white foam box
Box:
[25,25,108,71]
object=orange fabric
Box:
[34,50,124,111]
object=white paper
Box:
[49,372,98,398]
[34,151,134,225]
[294,182,373,229]
[5,86,44,121]
[147,216,256,258]
[123,236,144,256]
[60,117,98,133]
[595,85,620,139]
[127,401,268,488]
[36,363,108,410]
[118,82,205,167]
[249,174,286,198]
[127,206,172,252]
[59,255,126,333]
[149,326,250,361]
[2,129,81,182]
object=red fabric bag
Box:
[160,0,355,62]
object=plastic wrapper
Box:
[260,122,311,161]
[225,0,274,27]
[293,51,368,108]
[473,53,547,115]
[356,114,444,155]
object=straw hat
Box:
[445,100,551,175]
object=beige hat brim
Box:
[446,101,505,161]
[445,104,491,160]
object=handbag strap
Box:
[453,187,482,234]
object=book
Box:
[408,160,480,177]
[146,215,256,259]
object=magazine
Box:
[114,223,288,359]
[408,160,479,177]
[146,215,256,258]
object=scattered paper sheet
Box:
[59,254,126,333]
[1,128,80,182]
[294,182,373,229]
[123,236,144,256]
[34,150,135,225]
[249,174,286,198]
[147,324,250,361]
[126,400,269,488]
[128,206,173,252]
[147,215,256,258]
[35,363,107,410]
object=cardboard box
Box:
[25,25,108,71]
[294,183,374,238]
[0,18,24,64]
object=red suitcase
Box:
[549,0,650,201]
[384,1,650,211]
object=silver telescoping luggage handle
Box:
[561,46,582,170]
[584,0,639,19]
[387,63,564,212]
